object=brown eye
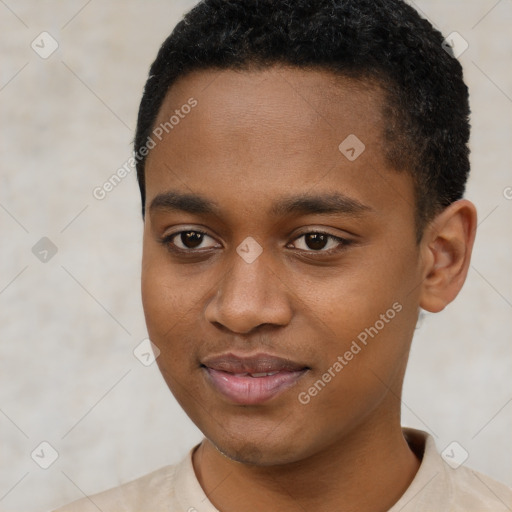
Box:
[179,231,205,249]
[304,233,329,250]
[291,231,349,254]
[161,230,220,252]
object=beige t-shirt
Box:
[52,428,512,511]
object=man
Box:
[55,0,512,510]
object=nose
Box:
[204,243,293,334]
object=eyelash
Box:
[159,229,352,256]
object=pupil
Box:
[182,231,203,248]
[306,233,327,250]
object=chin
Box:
[215,441,293,466]
[206,429,308,467]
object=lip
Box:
[201,352,309,405]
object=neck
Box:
[192,414,421,512]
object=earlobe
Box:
[419,199,477,313]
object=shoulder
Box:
[396,428,512,512]
[51,442,217,512]
[447,465,512,511]
[51,464,177,512]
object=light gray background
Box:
[0,1,511,511]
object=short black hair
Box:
[134,0,470,237]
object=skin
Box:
[141,66,477,512]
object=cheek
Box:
[141,264,175,338]
[303,254,419,388]
[140,246,214,377]
[141,246,197,335]
[141,257,203,399]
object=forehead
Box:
[151,65,385,151]
[144,66,413,225]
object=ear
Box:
[419,199,477,313]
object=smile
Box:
[201,352,309,405]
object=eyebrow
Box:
[148,190,373,218]
[149,191,222,216]
[270,192,372,217]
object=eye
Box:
[160,230,220,252]
[289,231,350,254]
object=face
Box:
[141,66,425,466]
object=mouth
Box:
[201,352,310,405]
